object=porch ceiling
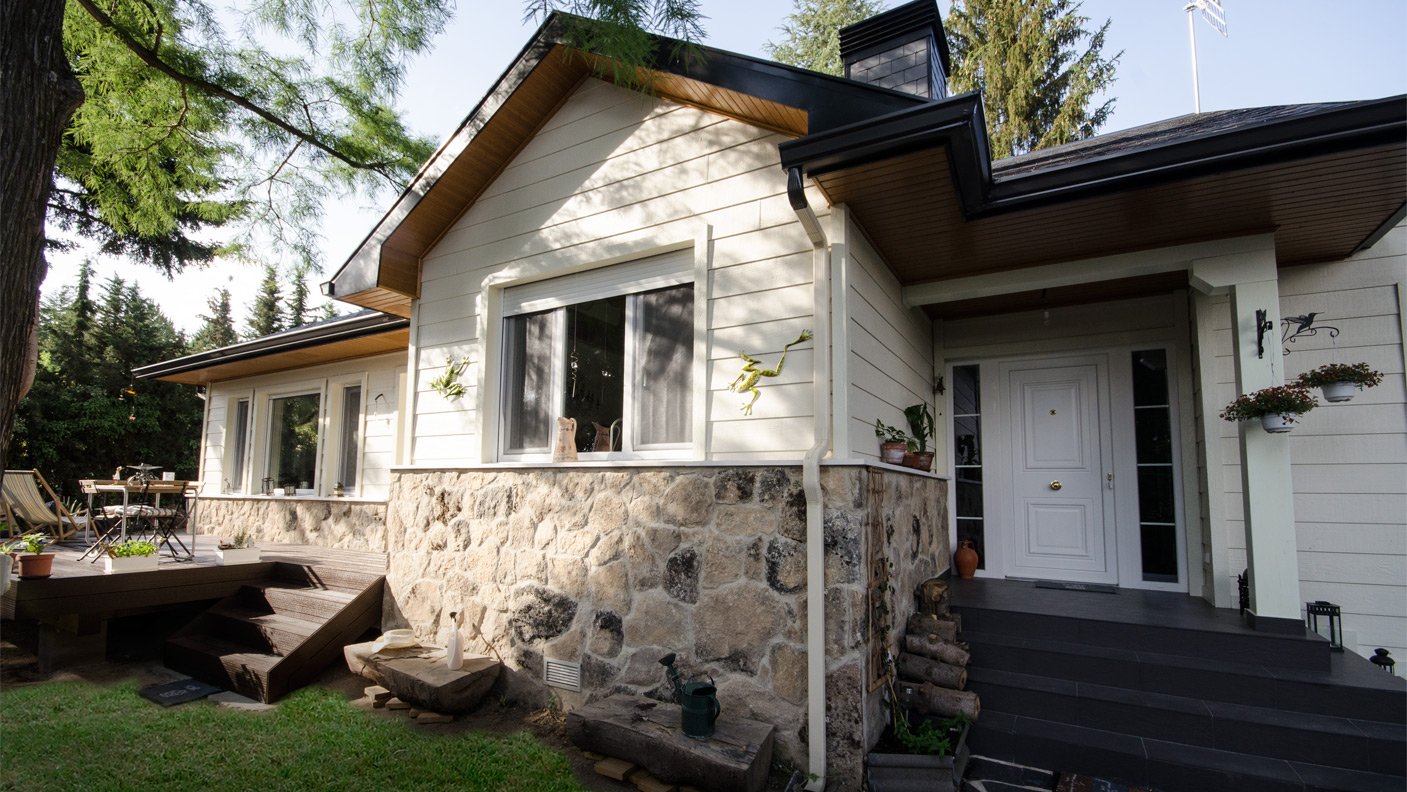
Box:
[141,326,409,385]
[817,141,1406,305]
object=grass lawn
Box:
[0,679,591,791]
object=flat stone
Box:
[594,757,638,781]
[208,691,275,712]
[417,712,453,724]
[633,771,678,792]
[387,699,411,710]
[408,708,422,718]
[364,685,392,702]
[345,640,502,714]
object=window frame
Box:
[253,380,328,497]
[324,373,368,496]
[222,394,254,494]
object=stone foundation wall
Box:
[197,497,387,552]
[382,465,947,789]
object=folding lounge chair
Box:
[1,469,86,542]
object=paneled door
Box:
[1003,359,1117,584]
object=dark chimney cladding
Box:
[839,0,951,100]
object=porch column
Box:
[1190,240,1303,631]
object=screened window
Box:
[952,365,984,569]
[267,393,321,492]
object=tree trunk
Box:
[907,613,958,642]
[904,633,971,667]
[918,577,950,616]
[896,680,981,721]
[896,652,967,690]
[0,0,82,467]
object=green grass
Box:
[0,680,589,792]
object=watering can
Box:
[659,653,721,740]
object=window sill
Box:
[388,458,949,479]
[202,493,387,504]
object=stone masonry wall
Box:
[382,465,947,789]
[197,497,387,552]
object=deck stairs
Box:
[951,579,1405,792]
[164,555,384,703]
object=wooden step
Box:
[204,604,326,656]
[271,562,384,593]
[165,634,280,702]
[241,581,356,620]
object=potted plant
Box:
[104,539,158,574]
[874,419,909,465]
[0,522,14,591]
[868,670,971,791]
[1220,384,1318,433]
[903,403,936,472]
[216,528,261,565]
[1296,362,1384,403]
[6,533,55,579]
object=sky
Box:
[45,0,1407,334]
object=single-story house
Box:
[138,1,1406,788]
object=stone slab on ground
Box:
[208,691,276,712]
[566,694,775,792]
[594,757,638,781]
[344,640,501,714]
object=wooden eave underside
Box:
[347,47,810,315]
[816,143,1407,308]
[155,328,409,385]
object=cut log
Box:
[897,653,967,690]
[906,613,958,642]
[345,640,501,714]
[896,681,980,721]
[566,694,774,792]
[918,578,950,616]
[904,633,971,667]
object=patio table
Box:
[78,479,200,562]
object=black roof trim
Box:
[133,311,409,381]
[781,93,1407,220]
[839,0,951,74]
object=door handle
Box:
[1049,480,1062,491]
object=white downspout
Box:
[790,167,831,791]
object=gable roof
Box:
[323,13,931,316]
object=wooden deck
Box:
[2,537,387,622]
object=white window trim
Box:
[222,392,254,494]
[324,373,369,496]
[253,380,328,496]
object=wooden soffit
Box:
[153,328,409,386]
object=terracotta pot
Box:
[954,541,979,580]
[903,451,936,472]
[17,553,54,579]
[1259,413,1295,433]
[880,441,908,465]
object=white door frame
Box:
[946,343,1190,592]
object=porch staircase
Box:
[951,579,1406,792]
[164,556,384,703]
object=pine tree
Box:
[766,0,888,76]
[190,288,239,351]
[247,265,285,338]
[286,265,312,329]
[946,0,1120,159]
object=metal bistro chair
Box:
[78,479,188,562]
[2,469,87,542]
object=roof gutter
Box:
[790,165,831,792]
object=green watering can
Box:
[659,653,721,740]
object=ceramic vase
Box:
[954,540,979,579]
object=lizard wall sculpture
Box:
[728,330,813,415]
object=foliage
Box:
[904,402,935,453]
[247,264,285,338]
[109,539,158,558]
[220,527,254,550]
[286,263,315,329]
[189,287,239,352]
[9,267,202,497]
[527,0,706,90]
[0,681,590,791]
[766,0,888,76]
[1220,384,1318,423]
[874,418,908,445]
[4,533,52,556]
[945,0,1121,158]
[1296,362,1384,389]
[430,358,470,400]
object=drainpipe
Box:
[789,166,831,791]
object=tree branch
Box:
[73,0,402,182]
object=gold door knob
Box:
[1050,480,1062,491]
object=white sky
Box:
[44,0,1407,334]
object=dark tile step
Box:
[962,629,1405,723]
[967,667,1402,773]
[202,605,326,656]
[954,603,1327,671]
[972,710,1404,792]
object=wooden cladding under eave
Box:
[154,328,410,386]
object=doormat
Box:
[139,678,223,707]
[1035,580,1118,594]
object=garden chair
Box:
[1,469,86,542]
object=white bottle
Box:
[446,611,463,671]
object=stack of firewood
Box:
[893,578,980,721]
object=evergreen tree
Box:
[946,0,1120,159]
[286,265,312,329]
[190,288,239,352]
[766,0,888,76]
[247,265,285,338]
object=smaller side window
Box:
[226,397,251,494]
[338,384,363,495]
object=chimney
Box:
[839,0,951,100]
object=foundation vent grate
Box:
[544,658,582,692]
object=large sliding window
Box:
[266,392,322,493]
[501,252,694,458]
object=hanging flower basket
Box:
[1295,362,1384,404]
[1221,384,1317,433]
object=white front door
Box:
[1003,358,1117,584]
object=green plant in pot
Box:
[903,403,936,472]
[875,419,909,465]
[1220,384,1317,434]
[6,532,54,579]
[1296,362,1383,404]
[104,539,158,574]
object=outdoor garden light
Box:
[1370,649,1396,675]
[1305,601,1344,651]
